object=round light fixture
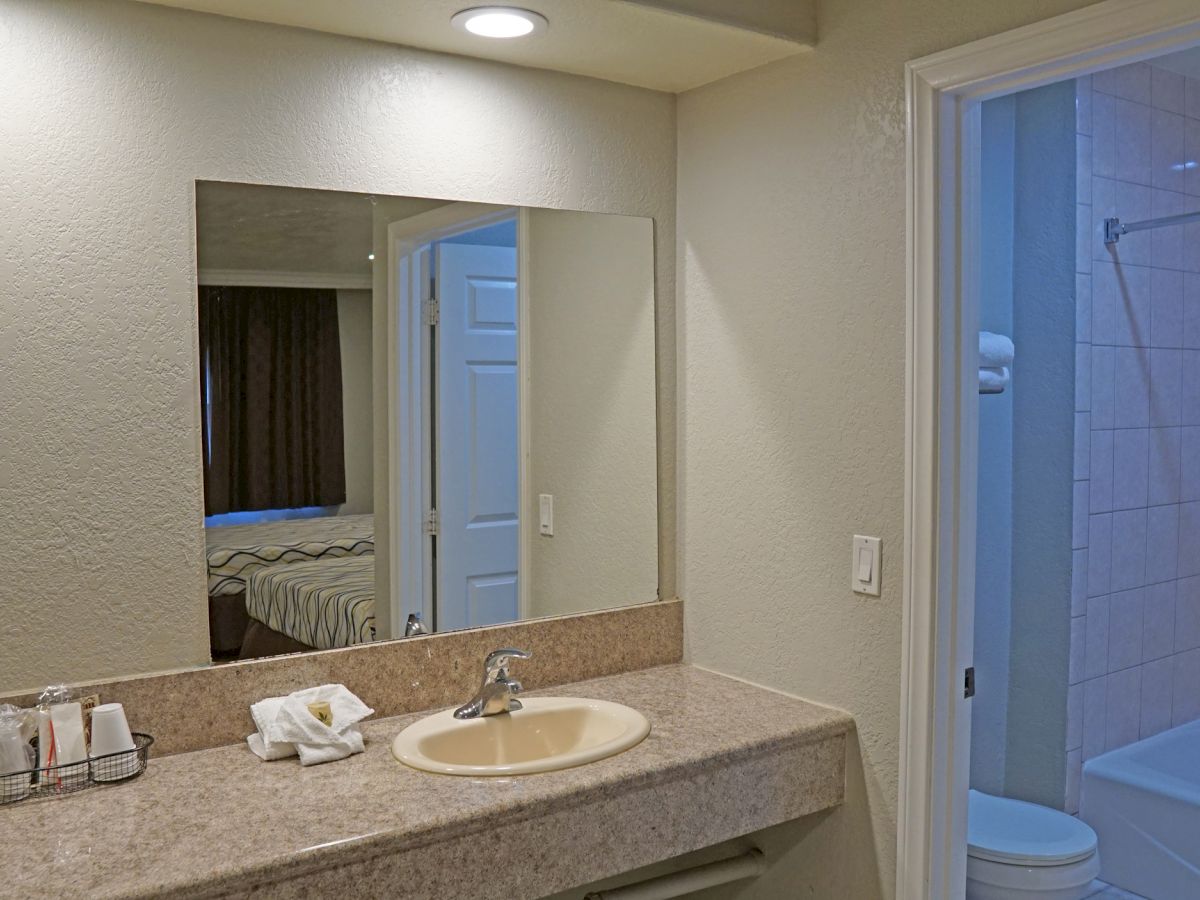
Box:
[451,6,548,39]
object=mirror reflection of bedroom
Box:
[197,181,658,663]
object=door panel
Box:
[435,241,519,631]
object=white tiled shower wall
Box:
[1066,62,1200,814]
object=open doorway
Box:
[901,3,1200,899]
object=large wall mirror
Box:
[196,182,658,664]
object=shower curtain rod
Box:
[1104,209,1200,244]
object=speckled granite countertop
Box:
[2,665,853,900]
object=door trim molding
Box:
[900,3,1200,898]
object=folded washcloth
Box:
[979,366,1010,394]
[247,684,373,766]
[980,331,1014,369]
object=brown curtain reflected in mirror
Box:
[199,286,346,515]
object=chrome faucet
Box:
[453,648,531,719]
[404,613,429,637]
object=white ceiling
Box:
[132,0,809,93]
[195,181,448,275]
[1151,46,1200,81]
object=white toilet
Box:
[966,790,1100,899]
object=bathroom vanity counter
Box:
[2,665,853,899]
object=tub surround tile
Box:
[1188,75,1200,121]
[1184,351,1200,424]
[1088,514,1114,597]
[1186,117,1200,197]
[1147,427,1181,506]
[1067,682,1083,751]
[1078,274,1093,344]
[1149,350,1183,428]
[1151,190,1185,270]
[1073,551,1089,617]
[1180,503,1200,577]
[0,600,683,757]
[1104,666,1141,750]
[1171,648,1200,725]
[1085,596,1111,679]
[1150,268,1183,349]
[1070,615,1087,685]
[1074,481,1092,549]
[1112,429,1148,510]
[1138,656,1173,739]
[1092,346,1116,428]
[1094,62,1152,106]
[1151,67,1185,115]
[1075,413,1092,480]
[1083,675,1108,761]
[1175,575,1200,652]
[1090,431,1114,512]
[1151,109,1184,193]
[1107,588,1144,673]
[1069,68,1200,793]
[1065,748,1082,815]
[0,665,852,900]
[1184,274,1200,349]
[1182,426,1200,501]
[1145,505,1179,582]
[1109,508,1148,592]
[1114,347,1151,429]
[1077,77,1093,136]
[1142,581,1176,661]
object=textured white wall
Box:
[676,0,1098,895]
[526,209,658,618]
[0,0,675,692]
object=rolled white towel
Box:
[979,366,1010,394]
[247,684,374,766]
[980,331,1014,369]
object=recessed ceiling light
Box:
[451,6,548,39]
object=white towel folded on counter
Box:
[247,684,373,766]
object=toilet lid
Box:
[967,790,1097,866]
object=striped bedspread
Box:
[204,514,374,596]
[245,555,376,650]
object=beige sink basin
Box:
[390,697,651,776]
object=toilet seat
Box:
[968,790,1097,866]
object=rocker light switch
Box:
[539,494,554,536]
[852,535,881,596]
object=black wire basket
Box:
[0,732,153,805]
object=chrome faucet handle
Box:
[453,648,531,719]
[483,647,531,680]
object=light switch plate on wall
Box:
[851,535,881,596]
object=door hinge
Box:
[423,297,440,326]
[964,666,975,699]
[423,276,439,326]
[423,509,439,536]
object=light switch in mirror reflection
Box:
[189,182,658,669]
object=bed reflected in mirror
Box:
[196,181,658,662]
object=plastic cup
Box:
[89,703,138,782]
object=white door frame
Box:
[900,2,1200,898]
[385,202,527,634]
